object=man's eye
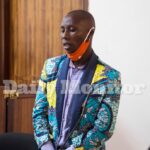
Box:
[61,27,65,33]
[69,27,76,32]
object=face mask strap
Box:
[84,27,95,42]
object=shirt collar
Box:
[69,60,86,70]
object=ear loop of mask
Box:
[66,27,95,61]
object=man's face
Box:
[60,15,89,54]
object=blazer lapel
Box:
[56,57,70,132]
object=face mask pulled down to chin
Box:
[65,27,95,62]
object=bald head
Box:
[66,10,95,29]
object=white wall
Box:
[89,0,150,150]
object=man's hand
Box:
[41,141,55,150]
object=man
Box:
[32,10,121,150]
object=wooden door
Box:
[1,0,89,133]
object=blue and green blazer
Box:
[32,52,121,150]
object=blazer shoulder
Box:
[46,54,67,63]
[97,58,121,81]
[45,55,66,73]
[41,54,67,81]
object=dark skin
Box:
[60,13,95,66]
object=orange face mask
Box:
[66,27,95,61]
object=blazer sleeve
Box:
[32,60,51,148]
[81,72,121,150]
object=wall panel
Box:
[9,0,88,84]
[0,86,6,133]
[0,0,5,84]
[7,94,35,133]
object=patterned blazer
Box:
[32,52,121,150]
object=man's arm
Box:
[72,73,121,150]
[32,61,54,149]
[83,74,121,149]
